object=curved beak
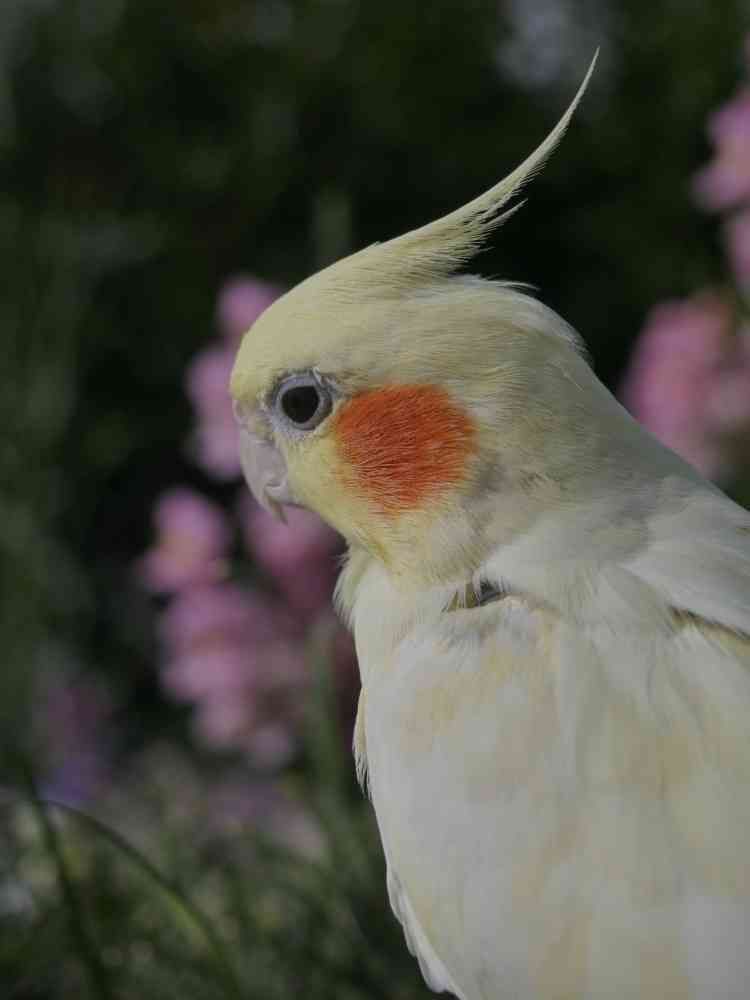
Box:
[237,422,296,522]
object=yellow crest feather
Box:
[322,51,598,297]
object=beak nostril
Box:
[232,399,250,426]
[233,399,269,437]
[238,425,297,519]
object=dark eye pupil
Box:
[281,384,320,424]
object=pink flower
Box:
[216,276,281,345]
[159,583,297,657]
[723,208,750,288]
[707,87,750,148]
[692,156,750,213]
[139,488,231,594]
[162,645,253,701]
[692,85,750,212]
[240,498,343,620]
[193,695,263,750]
[193,658,304,766]
[186,346,234,422]
[187,633,307,764]
[158,583,308,767]
[620,292,750,480]
[185,345,240,479]
[185,278,281,479]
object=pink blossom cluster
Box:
[185,278,280,479]
[691,47,750,292]
[139,278,356,768]
[620,51,750,482]
[620,294,750,480]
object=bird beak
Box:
[236,414,295,522]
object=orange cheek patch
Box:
[333,384,477,516]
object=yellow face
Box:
[229,284,484,579]
[228,251,595,583]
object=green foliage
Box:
[3,662,432,1000]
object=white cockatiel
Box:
[230,57,750,999]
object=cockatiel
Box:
[230,57,750,1000]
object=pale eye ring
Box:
[273,372,332,431]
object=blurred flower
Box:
[185,345,240,479]
[240,498,343,620]
[216,275,281,345]
[159,580,297,653]
[138,488,231,593]
[723,208,750,289]
[692,87,750,212]
[186,276,281,479]
[159,583,307,767]
[707,87,750,149]
[693,158,750,214]
[620,292,750,481]
[140,274,360,772]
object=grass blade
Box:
[22,768,114,1000]
[43,798,245,1000]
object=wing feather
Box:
[625,489,750,637]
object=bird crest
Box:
[313,51,598,299]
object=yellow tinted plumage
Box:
[230,55,750,998]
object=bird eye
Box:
[273,373,332,431]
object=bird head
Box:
[230,58,607,585]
